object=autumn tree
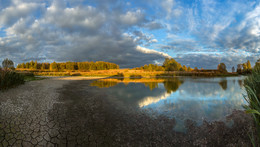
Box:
[66,61,75,70]
[242,63,247,72]
[41,63,45,70]
[50,62,58,71]
[217,63,227,73]
[21,63,25,68]
[25,62,29,69]
[241,60,252,73]
[247,60,252,70]
[34,61,38,69]
[29,61,34,69]
[163,58,182,71]
[182,65,187,71]
[59,63,66,71]
[187,66,192,72]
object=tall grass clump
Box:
[0,68,25,90]
[243,67,260,145]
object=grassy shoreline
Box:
[16,69,239,78]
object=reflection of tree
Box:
[238,80,243,88]
[91,78,182,91]
[144,82,159,90]
[90,81,118,88]
[219,80,227,90]
[163,78,183,93]
[91,78,164,89]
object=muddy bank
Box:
[0,78,255,146]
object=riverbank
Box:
[0,77,254,146]
[17,69,239,78]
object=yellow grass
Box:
[15,69,238,77]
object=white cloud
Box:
[119,9,145,25]
[139,92,170,107]
[0,0,44,27]
[136,46,171,59]
[43,4,106,33]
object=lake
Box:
[90,76,247,132]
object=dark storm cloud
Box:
[0,0,168,67]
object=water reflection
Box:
[219,79,227,90]
[91,78,183,92]
[163,78,183,93]
[91,80,118,88]
[238,80,243,88]
[90,76,246,132]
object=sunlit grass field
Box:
[16,68,238,77]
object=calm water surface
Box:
[90,76,247,131]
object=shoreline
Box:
[17,69,239,78]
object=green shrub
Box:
[243,67,260,145]
[116,72,124,77]
[0,69,25,90]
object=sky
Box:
[0,0,260,69]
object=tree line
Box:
[5,57,260,73]
[17,61,119,71]
[134,58,260,74]
[134,58,193,72]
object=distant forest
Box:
[17,61,119,71]
[17,58,193,72]
[15,58,260,73]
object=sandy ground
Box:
[0,77,256,146]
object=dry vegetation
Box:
[16,68,238,78]
[0,69,25,90]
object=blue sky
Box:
[0,0,259,69]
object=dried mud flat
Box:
[0,77,255,146]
